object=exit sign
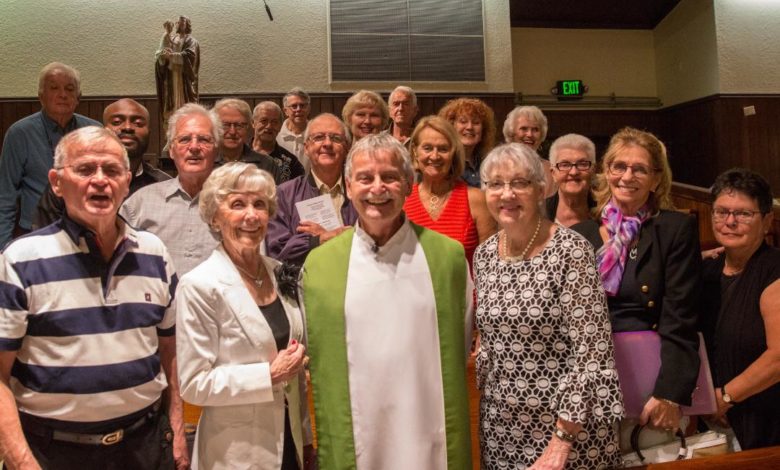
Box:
[555,80,585,99]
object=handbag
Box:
[612,331,716,417]
[622,425,729,467]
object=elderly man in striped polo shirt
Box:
[0,127,187,469]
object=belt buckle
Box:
[101,429,124,445]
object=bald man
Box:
[33,98,171,229]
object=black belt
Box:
[23,400,162,446]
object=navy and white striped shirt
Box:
[0,215,177,430]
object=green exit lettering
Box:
[562,81,580,95]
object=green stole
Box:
[303,223,472,470]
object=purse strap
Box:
[630,424,688,462]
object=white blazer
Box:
[176,245,311,470]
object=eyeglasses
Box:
[712,208,762,224]
[484,178,534,193]
[308,133,346,144]
[58,162,128,180]
[608,162,656,177]
[555,160,592,172]
[222,122,248,131]
[286,103,308,110]
[174,134,216,148]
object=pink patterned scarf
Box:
[596,199,651,296]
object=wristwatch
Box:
[553,427,576,444]
[721,385,738,405]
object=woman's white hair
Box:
[199,162,277,232]
[480,143,547,213]
[548,133,596,166]
[502,106,548,144]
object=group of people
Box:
[0,61,777,470]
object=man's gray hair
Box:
[213,98,252,127]
[302,113,352,148]
[54,126,129,170]
[388,85,417,107]
[502,105,549,144]
[199,162,277,230]
[548,134,596,166]
[167,103,223,148]
[38,62,81,95]
[345,133,415,189]
[282,87,311,108]
[253,101,282,119]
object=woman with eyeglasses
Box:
[546,134,597,227]
[699,168,779,450]
[474,143,623,469]
[572,127,702,444]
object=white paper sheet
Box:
[295,194,341,231]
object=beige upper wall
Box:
[654,0,719,107]
[0,0,513,97]
[511,28,657,97]
[714,0,780,93]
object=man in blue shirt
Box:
[0,62,100,248]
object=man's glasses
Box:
[286,103,309,110]
[59,162,128,180]
[555,160,592,172]
[174,134,216,148]
[308,133,346,144]
[608,162,656,177]
[222,122,248,131]
[712,208,762,224]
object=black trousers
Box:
[23,411,174,470]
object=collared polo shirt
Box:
[120,177,219,276]
[0,215,176,430]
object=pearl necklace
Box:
[235,263,264,288]
[502,217,542,262]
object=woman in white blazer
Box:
[176,162,313,470]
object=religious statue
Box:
[155,16,200,129]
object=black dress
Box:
[701,243,780,450]
[259,297,299,470]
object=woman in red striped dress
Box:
[404,116,496,267]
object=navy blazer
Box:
[572,210,702,405]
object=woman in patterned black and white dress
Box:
[474,143,623,469]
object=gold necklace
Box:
[235,263,264,288]
[502,217,542,262]
[422,183,451,214]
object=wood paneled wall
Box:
[2,93,778,191]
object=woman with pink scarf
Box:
[573,127,702,446]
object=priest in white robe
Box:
[302,134,474,470]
